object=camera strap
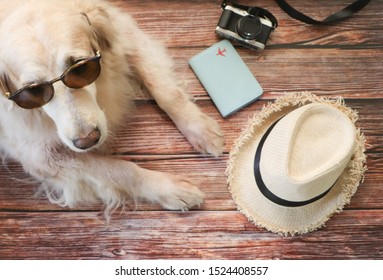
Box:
[221,0,278,29]
[222,0,371,26]
[275,0,371,25]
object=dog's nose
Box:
[73,128,101,150]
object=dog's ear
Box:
[81,8,115,51]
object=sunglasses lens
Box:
[11,84,54,109]
[64,58,101,89]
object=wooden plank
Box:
[116,99,383,154]
[0,210,382,259]
[169,48,383,99]
[0,151,382,212]
[0,155,233,212]
[110,0,383,48]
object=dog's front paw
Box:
[178,113,224,157]
[158,175,204,210]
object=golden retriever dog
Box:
[0,0,224,215]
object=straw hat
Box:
[226,92,367,235]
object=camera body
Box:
[216,5,276,50]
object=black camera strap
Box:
[222,0,371,26]
[275,0,371,25]
[221,0,278,29]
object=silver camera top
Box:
[224,5,274,28]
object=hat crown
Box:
[260,103,356,203]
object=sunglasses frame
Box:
[0,50,101,108]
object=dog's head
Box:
[0,1,115,153]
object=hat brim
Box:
[226,92,367,236]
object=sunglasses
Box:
[0,51,101,109]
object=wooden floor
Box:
[1,0,383,259]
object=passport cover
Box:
[189,40,263,118]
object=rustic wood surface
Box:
[0,0,382,259]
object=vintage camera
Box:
[216,4,278,50]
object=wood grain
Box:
[1,211,382,260]
[168,48,383,100]
[0,0,382,259]
[111,0,383,48]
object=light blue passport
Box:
[189,40,263,118]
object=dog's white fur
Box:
[0,0,224,214]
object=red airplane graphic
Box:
[216,47,227,57]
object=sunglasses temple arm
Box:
[0,78,11,98]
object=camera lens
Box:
[236,15,262,40]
